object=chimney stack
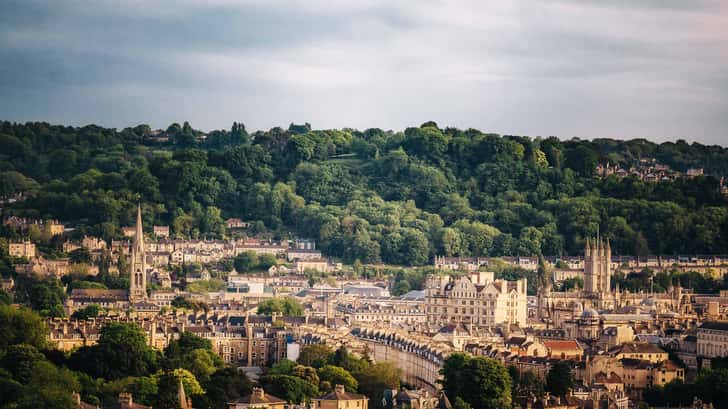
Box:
[252,387,265,399]
[118,392,133,406]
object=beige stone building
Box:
[47,315,293,367]
[46,220,65,236]
[312,384,369,409]
[295,258,333,273]
[153,225,169,238]
[15,257,69,278]
[425,271,528,327]
[697,321,728,358]
[228,387,286,409]
[8,240,36,258]
[608,342,668,363]
[587,353,684,398]
[336,297,427,326]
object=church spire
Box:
[129,203,147,302]
[178,379,191,409]
[134,203,144,251]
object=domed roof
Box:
[640,298,656,307]
[581,308,600,319]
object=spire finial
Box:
[178,379,189,409]
[135,202,144,249]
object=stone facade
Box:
[8,240,36,258]
[425,272,528,327]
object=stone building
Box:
[47,314,294,367]
[228,387,286,409]
[425,271,528,327]
[311,384,369,409]
[8,240,36,258]
[697,321,728,358]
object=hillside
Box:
[1,120,727,266]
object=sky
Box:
[1,0,727,145]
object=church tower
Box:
[129,204,147,302]
[584,236,611,294]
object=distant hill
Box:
[1,120,727,265]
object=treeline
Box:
[260,344,400,408]
[0,304,398,409]
[0,304,253,408]
[2,120,728,267]
[439,353,577,409]
[613,268,728,294]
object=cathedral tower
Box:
[129,204,147,302]
[584,236,611,294]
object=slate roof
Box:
[316,389,368,401]
[699,321,728,331]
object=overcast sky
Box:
[1,0,726,144]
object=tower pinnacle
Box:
[129,203,147,302]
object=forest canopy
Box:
[1,120,727,266]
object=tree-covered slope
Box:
[1,120,727,265]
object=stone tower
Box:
[129,204,147,302]
[584,236,611,294]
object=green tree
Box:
[12,275,66,317]
[545,361,574,397]
[260,374,319,404]
[68,248,92,263]
[257,297,304,316]
[392,280,411,296]
[355,362,401,409]
[153,369,203,409]
[203,367,252,409]
[233,251,259,272]
[68,322,159,379]
[13,360,80,409]
[163,331,222,380]
[440,353,511,409]
[453,397,473,409]
[258,253,278,269]
[71,304,100,320]
[298,344,334,368]
[317,365,358,392]
[439,227,464,256]
[0,305,48,351]
[292,365,320,385]
[268,359,297,376]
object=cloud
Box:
[0,0,726,144]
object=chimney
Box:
[252,387,265,399]
[118,392,133,406]
[335,384,345,394]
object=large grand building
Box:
[425,271,527,327]
[537,236,691,334]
